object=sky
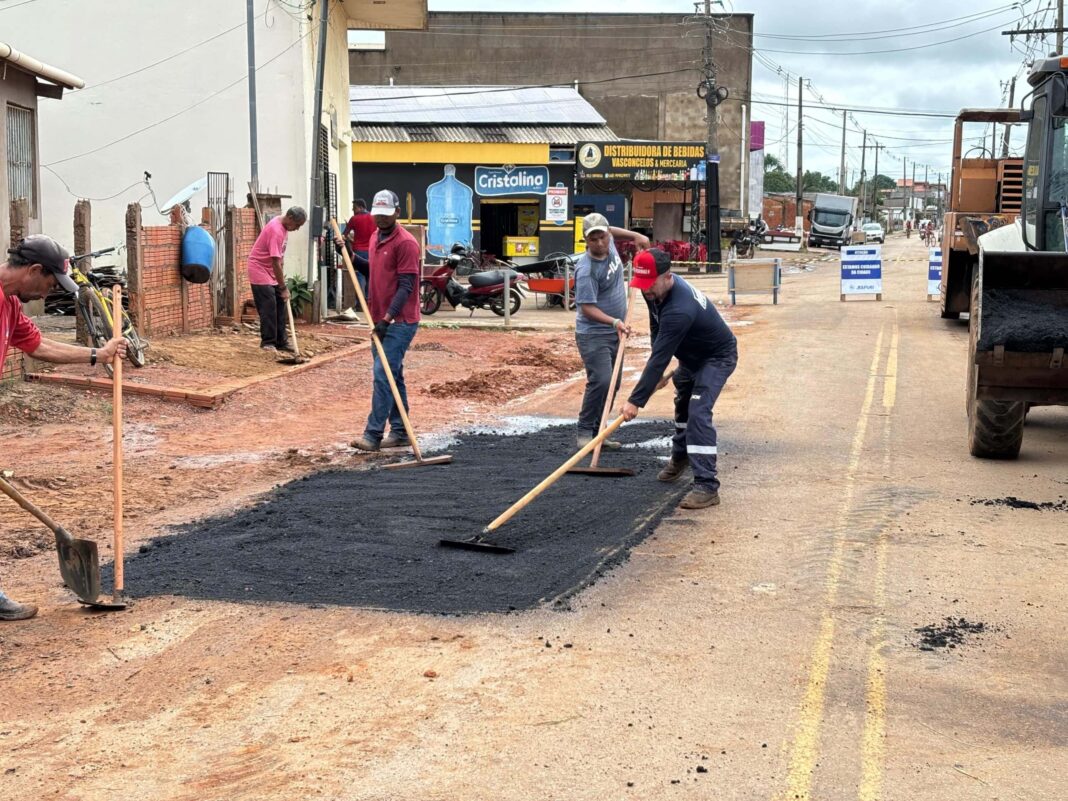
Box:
[423,0,1057,186]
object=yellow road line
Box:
[780,324,887,801]
[860,318,898,801]
[883,323,899,410]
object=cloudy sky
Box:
[428,0,1056,185]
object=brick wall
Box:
[126,204,214,337]
[227,207,259,318]
[1,349,23,382]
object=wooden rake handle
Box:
[111,286,124,597]
[591,286,638,467]
[485,369,675,534]
[328,219,424,462]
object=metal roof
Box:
[349,85,606,125]
[0,42,83,89]
[351,123,618,145]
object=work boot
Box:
[380,432,411,449]
[577,431,622,451]
[0,597,38,621]
[679,486,720,509]
[277,341,295,353]
[657,455,690,482]
[350,435,381,452]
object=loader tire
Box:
[966,267,1024,459]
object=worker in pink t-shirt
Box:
[1,235,127,622]
[246,207,307,350]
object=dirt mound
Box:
[502,348,582,372]
[915,618,992,651]
[427,368,550,401]
[0,383,109,425]
[972,496,1068,511]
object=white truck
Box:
[808,193,859,249]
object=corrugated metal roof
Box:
[349,85,606,125]
[351,123,619,145]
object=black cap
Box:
[8,235,78,294]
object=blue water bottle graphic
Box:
[426,164,473,257]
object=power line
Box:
[45,28,312,168]
[751,4,1019,42]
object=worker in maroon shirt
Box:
[0,235,127,621]
[351,190,422,452]
[344,198,376,295]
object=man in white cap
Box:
[351,190,423,451]
[573,213,649,448]
[0,235,127,620]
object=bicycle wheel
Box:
[122,311,147,368]
[79,290,114,377]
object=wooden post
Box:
[125,203,146,333]
[74,200,92,345]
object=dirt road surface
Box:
[1,234,1065,800]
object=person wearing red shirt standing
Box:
[344,198,376,298]
[1,235,127,621]
[351,190,422,452]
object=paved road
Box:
[2,233,1064,800]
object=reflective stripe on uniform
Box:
[674,421,687,430]
[687,445,718,455]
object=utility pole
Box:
[306,0,329,285]
[1002,75,1017,157]
[871,143,883,222]
[923,164,929,216]
[1060,0,1065,54]
[859,130,868,221]
[911,162,917,219]
[246,0,259,188]
[697,0,726,271]
[839,110,847,195]
[902,157,908,224]
[795,75,804,236]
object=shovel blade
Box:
[438,538,516,555]
[55,529,102,604]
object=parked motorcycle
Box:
[421,244,524,317]
[729,217,768,259]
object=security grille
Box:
[6,105,36,215]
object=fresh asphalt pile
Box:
[119,422,690,614]
[977,289,1068,352]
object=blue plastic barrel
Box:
[180,226,215,284]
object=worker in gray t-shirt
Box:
[573,213,650,448]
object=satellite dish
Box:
[160,177,208,211]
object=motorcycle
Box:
[421,244,524,317]
[729,217,768,259]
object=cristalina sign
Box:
[576,141,707,182]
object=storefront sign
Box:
[546,184,569,225]
[841,245,883,297]
[576,141,707,181]
[474,165,549,196]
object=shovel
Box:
[440,369,675,555]
[329,218,452,468]
[568,286,638,478]
[108,286,129,608]
[0,475,123,610]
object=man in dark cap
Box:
[0,235,128,620]
[621,248,737,509]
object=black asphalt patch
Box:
[915,617,991,651]
[972,496,1068,511]
[120,422,692,614]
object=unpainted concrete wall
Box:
[349,12,754,213]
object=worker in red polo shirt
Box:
[350,190,422,452]
[1,235,127,621]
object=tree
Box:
[849,173,896,203]
[762,154,795,193]
[801,170,838,193]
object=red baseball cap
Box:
[630,248,671,290]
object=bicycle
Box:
[70,247,148,377]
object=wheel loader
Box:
[966,56,1068,459]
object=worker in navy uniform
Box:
[620,248,738,509]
